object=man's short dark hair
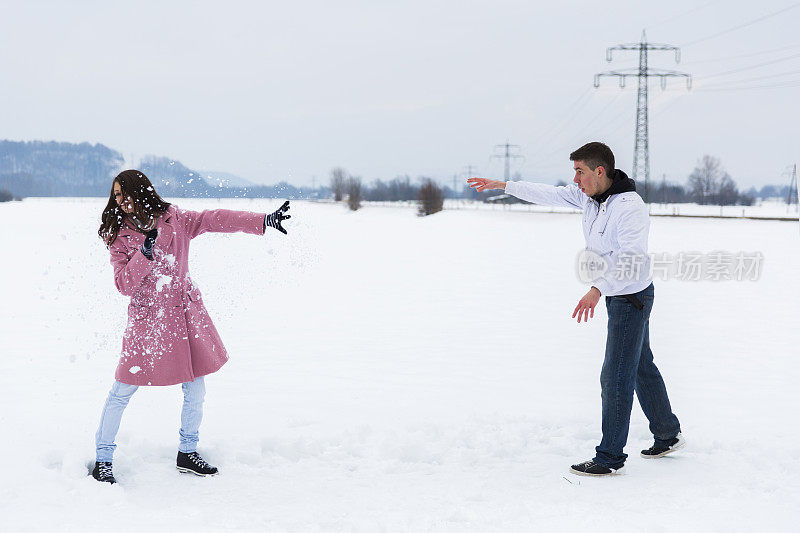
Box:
[570,142,615,176]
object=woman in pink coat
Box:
[91,170,290,484]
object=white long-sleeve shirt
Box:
[504,181,652,296]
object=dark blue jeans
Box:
[594,283,681,468]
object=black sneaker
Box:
[641,433,685,458]
[91,461,116,484]
[177,451,218,476]
[569,460,625,477]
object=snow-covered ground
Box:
[438,198,800,220]
[1,198,798,532]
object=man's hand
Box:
[572,287,601,323]
[466,178,506,192]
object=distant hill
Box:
[140,156,304,198]
[0,140,124,196]
[199,170,256,188]
[0,140,305,199]
[139,156,213,197]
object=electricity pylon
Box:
[491,141,524,182]
[594,31,691,197]
[463,165,478,180]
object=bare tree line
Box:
[330,168,443,215]
[328,154,785,211]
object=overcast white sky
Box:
[1,0,798,188]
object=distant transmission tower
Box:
[463,164,479,187]
[460,165,478,199]
[788,164,797,206]
[491,141,524,182]
[594,31,691,198]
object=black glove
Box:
[141,228,158,260]
[265,201,291,235]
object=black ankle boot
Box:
[91,461,116,484]
[176,451,218,476]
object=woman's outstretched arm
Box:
[181,202,291,239]
[181,208,267,240]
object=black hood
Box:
[591,169,636,204]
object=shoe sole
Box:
[569,466,625,477]
[176,466,219,477]
[640,438,686,459]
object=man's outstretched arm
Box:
[467,178,586,210]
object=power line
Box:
[646,0,722,31]
[537,85,676,166]
[542,93,626,159]
[681,43,800,65]
[576,92,624,133]
[698,52,800,80]
[531,88,636,165]
[599,104,639,141]
[682,2,800,47]
[693,79,800,91]
[696,68,800,88]
[529,87,592,151]
[526,89,594,159]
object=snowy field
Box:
[436,198,800,220]
[1,198,799,532]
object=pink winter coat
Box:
[110,205,265,386]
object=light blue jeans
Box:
[95,376,206,462]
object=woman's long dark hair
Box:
[98,170,171,246]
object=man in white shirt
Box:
[468,142,683,476]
